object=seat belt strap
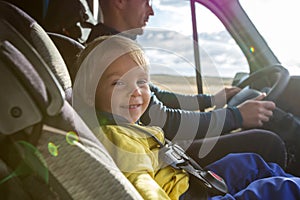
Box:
[159,142,228,196]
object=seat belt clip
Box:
[159,142,228,196]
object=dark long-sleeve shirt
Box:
[141,92,242,140]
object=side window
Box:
[138,1,249,95]
[139,45,198,95]
[138,1,198,95]
[195,3,249,94]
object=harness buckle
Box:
[159,142,228,196]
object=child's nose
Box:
[131,87,142,97]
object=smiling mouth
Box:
[128,104,141,109]
[121,104,142,109]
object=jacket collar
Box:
[97,111,137,126]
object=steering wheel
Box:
[227,64,290,106]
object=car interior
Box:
[1,0,300,199]
[0,1,144,199]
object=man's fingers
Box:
[260,114,271,122]
[262,101,276,110]
[264,109,273,117]
[253,93,266,101]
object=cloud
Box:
[138,29,248,77]
[148,0,191,35]
[154,0,188,8]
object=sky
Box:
[139,0,300,77]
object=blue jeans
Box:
[206,153,300,200]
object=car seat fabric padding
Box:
[0,40,48,108]
[30,23,72,93]
[0,1,72,101]
[37,125,143,200]
[48,32,84,84]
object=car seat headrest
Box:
[0,18,65,134]
[0,1,72,100]
[48,32,85,83]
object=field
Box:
[151,74,233,95]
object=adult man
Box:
[83,0,286,167]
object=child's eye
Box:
[112,80,125,86]
[137,79,148,85]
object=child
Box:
[76,35,300,200]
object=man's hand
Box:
[213,87,241,108]
[237,93,276,128]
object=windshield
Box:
[240,0,300,75]
[142,0,251,80]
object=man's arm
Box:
[140,95,243,140]
[150,83,212,111]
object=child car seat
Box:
[47,32,84,84]
[0,1,143,199]
[0,0,73,102]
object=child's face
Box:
[95,54,151,123]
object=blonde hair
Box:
[73,35,149,107]
[76,35,149,77]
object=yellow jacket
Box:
[95,124,189,200]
